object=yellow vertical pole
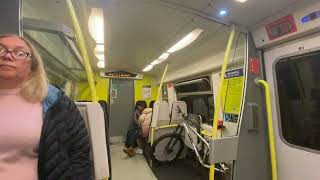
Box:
[66,0,98,102]
[151,63,169,146]
[210,27,236,180]
[156,63,169,101]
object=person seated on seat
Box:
[149,101,155,109]
[138,101,155,139]
[123,101,147,156]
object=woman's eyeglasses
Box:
[0,45,32,60]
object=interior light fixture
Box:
[219,10,228,16]
[167,28,204,53]
[97,60,105,68]
[95,44,104,53]
[159,52,170,60]
[88,8,104,44]
[151,60,160,65]
[95,53,104,61]
[142,65,153,72]
[150,52,170,65]
[235,0,247,2]
[94,44,104,60]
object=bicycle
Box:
[151,106,227,173]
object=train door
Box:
[264,33,320,180]
[109,79,134,143]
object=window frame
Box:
[273,48,320,154]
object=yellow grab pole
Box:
[66,0,98,102]
[210,27,236,180]
[151,127,155,146]
[257,80,278,180]
[151,63,169,146]
[156,63,169,101]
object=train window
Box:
[176,77,213,123]
[162,85,168,101]
[22,0,87,91]
[175,78,211,93]
[24,30,83,70]
[276,50,320,151]
[179,94,214,124]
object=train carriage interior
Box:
[1,0,320,179]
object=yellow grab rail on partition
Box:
[210,27,236,180]
[256,79,278,180]
[66,0,98,102]
[155,124,179,130]
[151,127,155,146]
[151,124,178,146]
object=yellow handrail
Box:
[210,27,236,180]
[151,124,178,145]
[155,124,178,130]
[156,63,169,101]
[152,63,169,145]
[201,130,213,137]
[150,127,155,146]
[66,0,98,102]
[256,79,278,180]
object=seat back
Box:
[76,102,110,180]
[170,101,188,124]
[151,101,170,127]
[97,100,112,180]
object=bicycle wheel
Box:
[151,133,184,164]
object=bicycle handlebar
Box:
[176,105,201,129]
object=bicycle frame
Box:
[169,118,224,173]
[181,121,210,168]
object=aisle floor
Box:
[110,144,158,180]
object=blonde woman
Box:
[0,34,91,179]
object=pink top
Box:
[0,88,42,180]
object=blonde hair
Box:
[0,34,48,103]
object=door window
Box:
[276,50,320,151]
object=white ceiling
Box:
[21,0,319,81]
[101,0,317,79]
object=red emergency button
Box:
[218,120,224,129]
[249,58,260,74]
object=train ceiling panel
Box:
[102,0,230,77]
[100,0,318,79]
[21,0,320,80]
[104,0,196,72]
[203,0,300,28]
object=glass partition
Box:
[25,30,83,69]
[22,0,87,97]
